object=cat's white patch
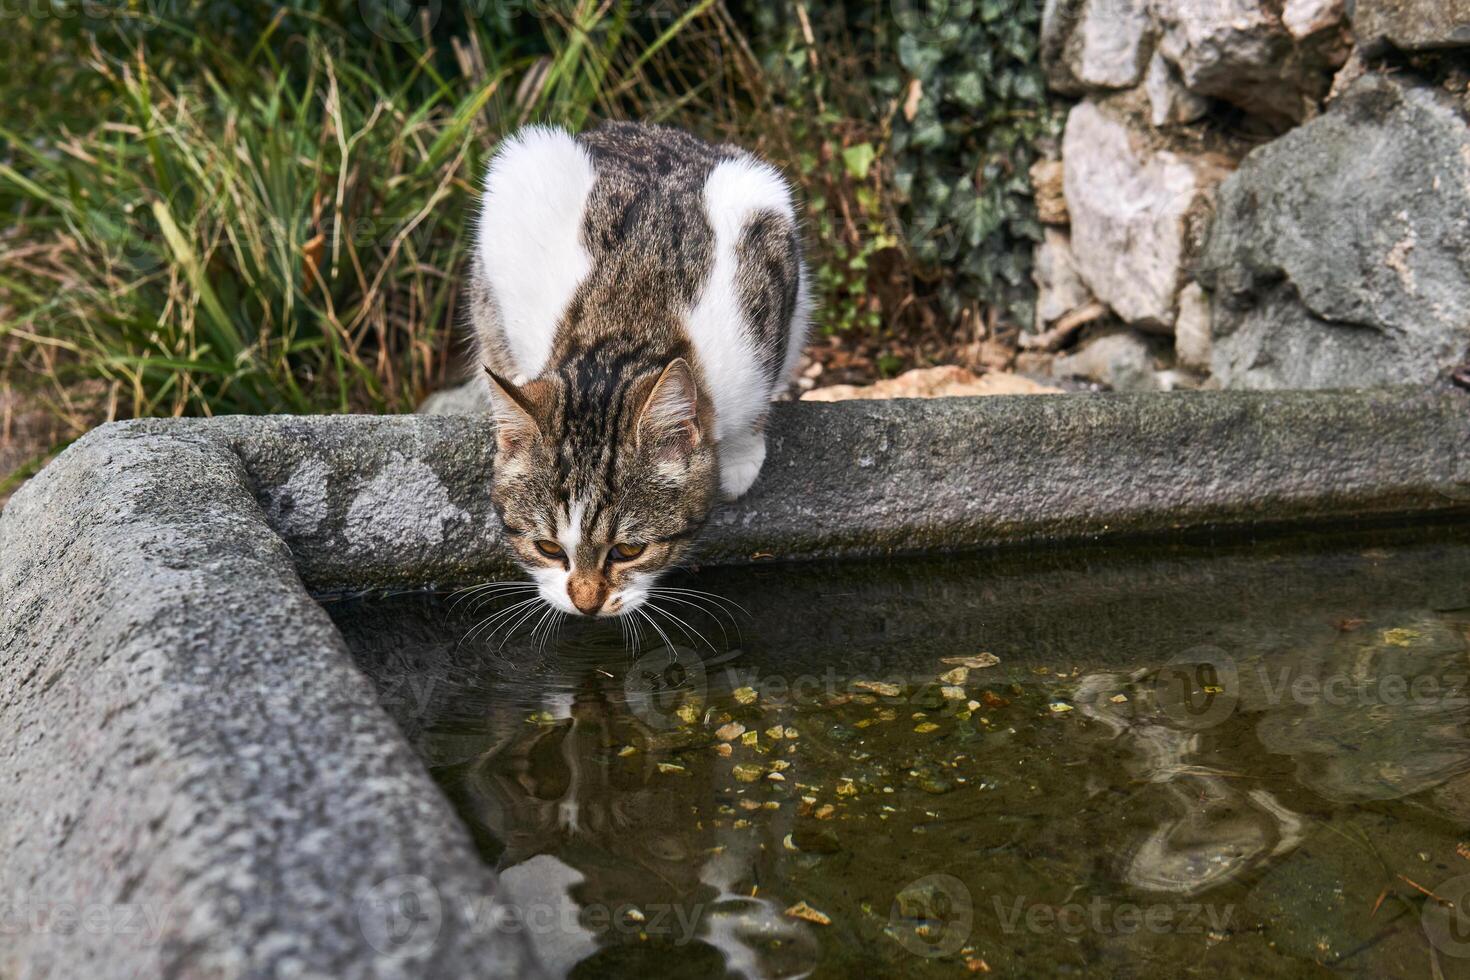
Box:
[542,497,592,615]
[558,498,588,564]
[542,690,575,719]
[532,564,578,615]
[717,428,767,500]
[687,157,808,502]
[477,126,596,378]
[687,157,797,449]
[607,572,650,619]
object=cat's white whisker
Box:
[645,599,717,655]
[496,599,550,651]
[528,605,559,655]
[540,609,566,654]
[463,583,539,614]
[470,602,541,646]
[634,606,676,656]
[448,581,531,611]
[460,596,541,648]
[652,586,750,619]
[645,591,736,646]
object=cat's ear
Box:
[484,367,541,454]
[637,358,701,456]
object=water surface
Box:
[326,525,1470,978]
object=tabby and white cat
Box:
[469,122,809,618]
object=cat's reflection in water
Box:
[440,666,817,978]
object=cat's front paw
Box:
[719,432,766,501]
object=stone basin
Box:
[2,387,1469,977]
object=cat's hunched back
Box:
[468,121,809,619]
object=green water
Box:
[326,525,1470,979]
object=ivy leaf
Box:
[842,143,876,180]
[897,33,943,76]
[950,70,986,109]
[910,118,946,150]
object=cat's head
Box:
[485,358,718,617]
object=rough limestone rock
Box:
[1198,74,1470,390]
[1053,331,1160,390]
[1144,50,1211,127]
[419,378,490,415]
[1063,99,1233,329]
[1151,0,1345,125]
[1034,228,1095,329]
[1282,0,1346,40]
[1353,0,1470,51]
[1041,0,1155,94]
[1030,158,1070,225]
[1173,282,1213,371]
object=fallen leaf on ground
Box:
[785,901,831,925]
[942,653,1000,669]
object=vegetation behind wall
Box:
[0,0,1055,465]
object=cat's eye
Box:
[535,539,565,559]
[609,542,646,562]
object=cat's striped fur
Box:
[469,121,809,619]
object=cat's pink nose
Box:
[567,574,607,615]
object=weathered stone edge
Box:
[2,386,1467,978]
[84,385,1470,591]
[0,427,544,979]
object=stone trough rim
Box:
[46,384,1470,594]
[3,384,1469,979]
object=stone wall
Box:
[1031,0,1470,392]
